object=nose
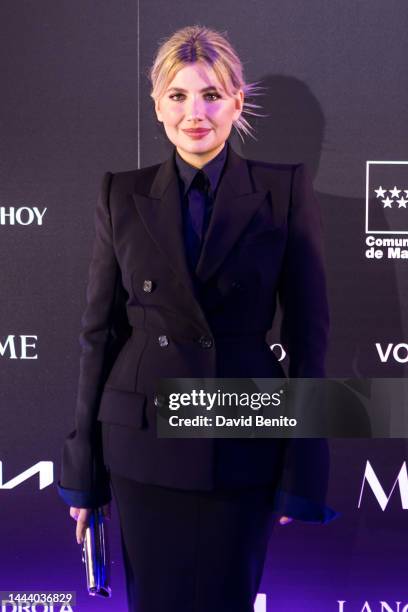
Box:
[185,95,205,121]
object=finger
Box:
[76,517,90,545]
[76,522,85,545]
[76,510,91,544]
[70,507,80,521]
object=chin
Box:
[179,144,213,155]
[182,139,223,152]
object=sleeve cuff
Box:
[272,488,340,524]
[57,481,112,509]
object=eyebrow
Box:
[166,86,221,93]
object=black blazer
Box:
[58,142,335,522]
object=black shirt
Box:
[174,141,228,273]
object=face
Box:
[155,62,243,168]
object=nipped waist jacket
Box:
[57,141,337,523]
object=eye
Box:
[205,92,221,101]
[168,93,185,102]
[168,92,222,102]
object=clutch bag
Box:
[81,507,112,597]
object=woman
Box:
[58,24,336,612]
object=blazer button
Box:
[198,335,213,349]
[143,279,154,293]
[158,335,169,347]
[154,393,167,408]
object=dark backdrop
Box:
[1,2,407,610]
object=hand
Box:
[70,503,111,545]
[278,515,294,525]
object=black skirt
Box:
[110,472,278,612]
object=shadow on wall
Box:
[240,73,403,379]
[244,75,408,604]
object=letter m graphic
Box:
[358,460,408,510]
[0,461,53,490]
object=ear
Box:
[232,89,244,122]
[154,98,163,123]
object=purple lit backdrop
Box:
[1,1,408,610]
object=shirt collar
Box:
[174,140,228,196]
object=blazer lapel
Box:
[132,154,198,301]
[195,144,268,283]
[131,143,268,300]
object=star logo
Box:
[389,186,401,198]
[374,186,387,198]
[366,162,408,235]
[375,187,408,209]
[381,197,394,208]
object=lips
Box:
[182,129,211,135]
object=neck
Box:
[176,142,226,169]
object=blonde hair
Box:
[148,25,267,142]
